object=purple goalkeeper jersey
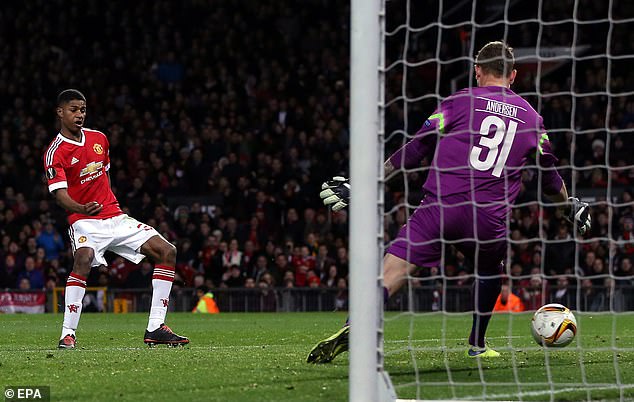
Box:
[389,86,563,218]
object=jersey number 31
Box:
[469,115,517,177]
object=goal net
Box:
[349,0,634,401]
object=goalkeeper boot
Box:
[58,334,76,349]
[307,325,350,364]
[466,345,500,358]
[144,324,190,347]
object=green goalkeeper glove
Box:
[320,176,350,212]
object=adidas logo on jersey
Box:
[71,157,79,165]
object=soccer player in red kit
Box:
[44,89,188,348]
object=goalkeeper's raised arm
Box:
[385,109,444,174]
[320,107,445,209]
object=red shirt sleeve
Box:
[103,135,111,172]
[44,144,68,193]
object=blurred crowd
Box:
[0,0,632,312]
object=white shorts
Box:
[68,214,163,267]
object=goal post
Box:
[349,0,395,401]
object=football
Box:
[531,303,577,347]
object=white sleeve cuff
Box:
[49,181,68,193]
[105,163,110,171]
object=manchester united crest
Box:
[93,143,103,155]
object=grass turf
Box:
[0,312,632,401]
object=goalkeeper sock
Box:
[345,286,389,326]
[468,275,502,348]
[147,264,175,332]
[61,272,87,339]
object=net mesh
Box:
[380,0,634,400]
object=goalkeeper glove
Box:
[564,197,591,235]
[320,176,350,212]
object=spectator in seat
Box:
[335,277,348,311]
[258,280,277,312]
[36,221,65,261]
[223,264,244,288]
[284,208,304,244]
[580,278,605,311]
[248,255,270,283]
[307,270,320,288]
[518,266,540,290]
[335,246,349,278]
[315,244,333,276]
[298,245,316,271]
[18,277,31,290]
[260,272,276,288]
[321,264,339,288]
[271,254,290,285]
[244,278,256,289]
[240,240,257,272]
[24,237,38,259]
[509,263,524,296]
[45,275,58,291]
[222,239,242,269]
[618,216,634,257]
[590,258,607,286]
[615,257,633,312]
[193,273,205,289]
[580,250,597,276]
[551,276,575,309]
[176,238,196,267]
[521,275,549,311]
[3,254,18,288]
[0,264,10,288]
[544,221,575,276]
[16,256,44,289]
[295,265,309,287]
[127,261,153,288]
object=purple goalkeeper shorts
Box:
[386,193,506,274]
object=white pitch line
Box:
[6,344,290,353]
[455,384,634,401]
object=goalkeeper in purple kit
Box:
[307,41,591,363]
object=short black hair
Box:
[197,285,209,294]
[57,89,86,106]
[475,41,515,78]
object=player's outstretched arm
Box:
[53,188,103,216]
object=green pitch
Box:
[1,312,633,401]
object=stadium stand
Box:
[0,0,632,312]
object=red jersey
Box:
[44,128,122,225]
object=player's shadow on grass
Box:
[386,357,614,378]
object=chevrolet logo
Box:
[79,161,103,177]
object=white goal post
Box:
[349,0,395,401]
